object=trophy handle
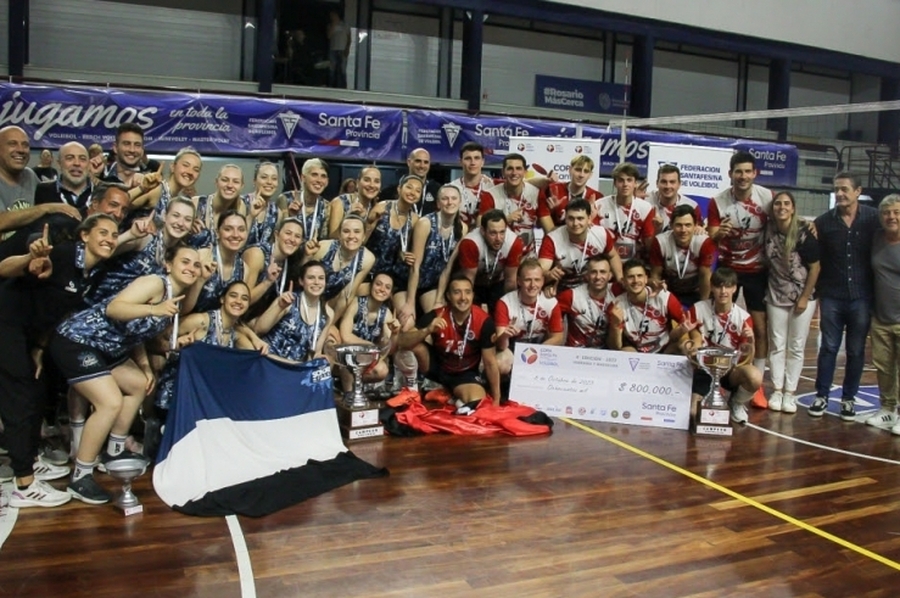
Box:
[736,342,755,369]
[684,340,700,369]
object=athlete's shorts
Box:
[48,334,127,384]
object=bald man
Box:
[0,126,79,237]
[381,147,442,216]
[34,142,94,211]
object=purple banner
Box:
[0,83,797,187]
[0,83,404,161]
[406,110,577,165]
[579,125,799,188]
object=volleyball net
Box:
[610,100,900,217]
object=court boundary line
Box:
[560,416,900,572]
[226,514,257,598]
[745,422,900,465]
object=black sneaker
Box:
[67,474,111,505]
[97,449,148,474]
[808,396,828,417]
[840,400,857,422]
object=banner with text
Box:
[509,343,693,430]
[508,136,603,188]
[579,125,798,187]
[534,75,630,115]
[405,110,577,165]
[647,143,734,215]
[0,83,404,160]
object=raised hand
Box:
[609,304,625,327]
[29,223,53,259]
[277,281,296,309]
[265,261,283,283]
[156,294,185,317]
[28,257,52,279]
[130,215,157,238]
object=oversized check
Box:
[509,343,693,430]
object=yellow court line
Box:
[559,416,900,572]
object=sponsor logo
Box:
[598,93,611,110]
[623,411,631,420]
[578,407,587,416]
[78,352,99,369]
[628,358,640,371]
[278,110,301,138]
[442,122,461,146]
[611,410,619,419]
[565,406,573,415]
[521,347,538,364]
[311,366,331,383]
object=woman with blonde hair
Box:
[763,191,820,413]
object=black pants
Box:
[0,324,46,479]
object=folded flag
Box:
[153,343,387,517]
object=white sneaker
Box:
[865,408,898,428]
[768,390,784,412]
[781,392,798,414]
[9,479,71,508]
[33,456,70,482]
[731,401,749,424]
[892,421,900,436]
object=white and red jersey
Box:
[689,300,753,351]
[558,284,618,348]
[648,231,717,298]
[539,182,603,229]
[538,225,616,291]
[494,290,563,344]
[707,185,773,273]
[645,190,703,232]
[449,176,498,228]
[610,289,684,353]
[457,227,524,287]
[593,195,656,260]
[480,184,543,254]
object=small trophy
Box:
[689,347,741,437]
[104,457,149,516]
[334,344,385,442]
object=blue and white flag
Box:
[153,343,387,516]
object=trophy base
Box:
[117,503,144,516]
[692,407,733,437]
[336,401,384,443]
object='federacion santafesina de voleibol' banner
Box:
[0,83,799,187]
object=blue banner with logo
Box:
[0,83,797,187]
[0,83,404,161]
[534,75,630,115]
[578,125,799,187]
[405,110,577,165]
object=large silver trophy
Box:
[104,457,149,516]
[333,344,386,441]
[689,346,742,437]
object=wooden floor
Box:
[3,332,900,597]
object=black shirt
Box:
[814,204,881,301]
[34,180,93,212]
[380,177,442,217]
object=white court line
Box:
[746,422,900,466]
[226,514,257,598]
[0,482,19,551]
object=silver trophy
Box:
[691,347,741,409]
[104,457,149,516]
[335,343,385,408]
[333,344,386,441]
[688,346,742,436]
